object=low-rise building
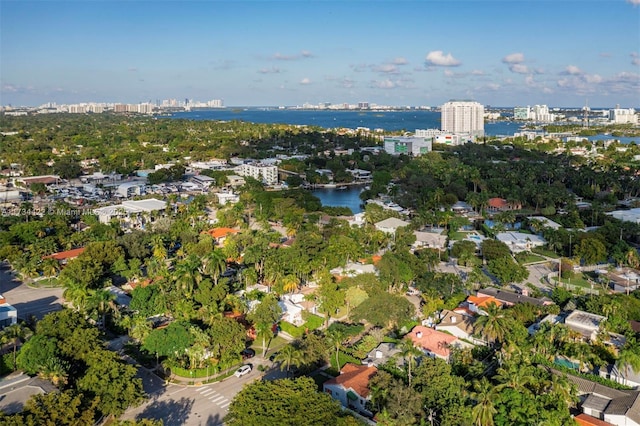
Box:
[412,231,448,251]
[406,325,462,361]
[435,309,476,341]
[565,310,607,341]
[495,231,546,253]
[374,217,410,234]
[93,198,167,226]
[323,363,377,417]
[0,295,17,328]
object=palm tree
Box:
[255,321,273,358]
[399,340,421,388]
[474,302,510,346]
[327,329,345,370]
[87,288,116,329]
[470,377,497,426]
[1,323,32,371]
[281,274,299,296]
[275,344,304,376]
[616,345,640,386]
[201,250,226,286]
[40,258,60,278]
[39,357,69,387]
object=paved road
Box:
[120,362,266,426]
[0,265,64,320]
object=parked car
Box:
[269,351,279,362]
[241,348,255,360]
[234,365,252,377]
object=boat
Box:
[337,186,347,190]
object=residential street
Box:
[120,361,269,426]
[0,264,64,320]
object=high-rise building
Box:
[609,106,637,124]
[440,101,484,139]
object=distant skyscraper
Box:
[440,101,484,139]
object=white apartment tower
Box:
[440,101,484,139]
[235,163,279,186]
[609,106,637,124]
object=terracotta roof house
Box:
[42,247,86,265]
[323,363,377,417]
[487,197,522,212]
[201,227,239,244]
[466,295,503,315]
[575,413,615,426]
[407,325,459,361]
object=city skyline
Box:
[1,0,639,108]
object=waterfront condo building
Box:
[440,101,485,139]
[609,107,638,124]
[235,162,279,186]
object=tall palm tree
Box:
[201,250,226,286]
[39,357,69,387]
[275,344,304,376]
[281,274,299,296]
[1,323,32,371]
[87,288,116,329]
[255,321,273,358]
[470,377,497,426]
[327,329,345,371]
[474,302,510,346]
[399,340,421,388]
[616,346,640,386]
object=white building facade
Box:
[383,136,432,155]
[609,107,637,124]
[235,163,279,186]
[440,101,485,139]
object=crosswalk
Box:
[195,386,231,410]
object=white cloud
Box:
[257,67,282,74]
[471,70,485,76]
[375,64,399,74]
[509,64,529,74]
[502,53,525,64]
[300,78,311,85]
[627,0,640,5]
[584,74,603,84]
[393,57,408,65]
[632,52,640,66]
[425,50,461,67]
[564,65,582,75]
[273,50,313,61]
[372,79,397,89]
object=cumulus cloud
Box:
[371,79,397,89]
[257,67,282,74]
[502,53,525,64]
[374,64,399,74]
[564,65,582,75]
[301,50,313,58]
[509,64,529,74]
[425,50,461,67]
[632,52,640,66]
[627,0,640,5]
[300,78,311,85]
[393,57,408,65]
[471,70,485,76]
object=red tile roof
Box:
[42,247,86,261]
[467,295,503,309]
[202,227,239,239]
[324,363,377,398]
[407,326,457,358]
[575,414,614,426]
[488,197,508,209]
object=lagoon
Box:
[311,186,365,214]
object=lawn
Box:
[279,313,325,338]
[252,335,289,357]
[327,350,361,375]
[516,253,547,264]
[532,247,561,259]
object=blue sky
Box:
[1,0,639,107]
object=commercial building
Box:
[383,136,432,156]
[440,101,484,139]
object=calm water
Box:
[172,109,520,136]
[311,186,365,214]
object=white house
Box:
[0,295,17,328]
[374,217,410,234]
[323,363,377,418]
[93,198,167,226]
[116,182,146,198]
[213,192,240,206]
[495,231,546,253]
[564,310,606,342]
[412,231,448,251]
[278,298,304,326]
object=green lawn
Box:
[279,313,325,338]
[327,350,361,375]
[252,335,289,357]
[517,254,547,264]
[532,247,561,259]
